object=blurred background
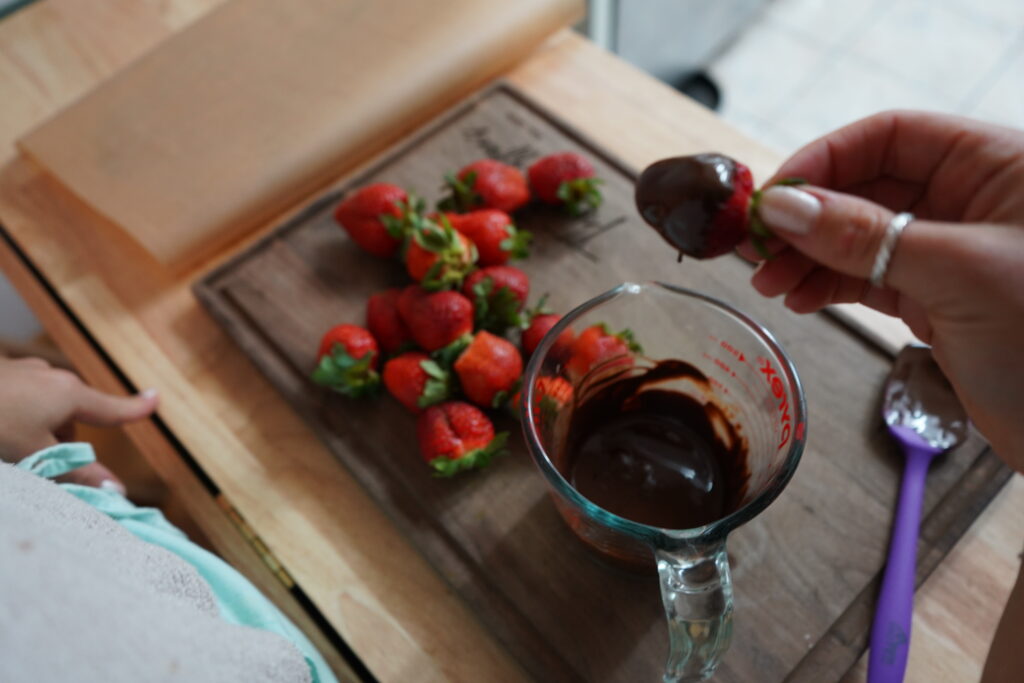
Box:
[2,0,1021,346]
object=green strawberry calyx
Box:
[491,377,522,409]
[311,344,381,398]
[431,333,473,369]
[416,359,451,409]
[380,193,428,241]
[498,223,533,260]
[556,177,603,217]
[747,177,807,259]
[519,293,552,329]
[471,277,524,333]
[596,322,644,354]
[429,431,509,477]
[415,215,478,291]
[437,170,481,213]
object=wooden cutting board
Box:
[17,0,581,268]
[194,83,1011,682]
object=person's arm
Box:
[0,356,158,490]
[739,110,1024,680]
[740,110,1024,470]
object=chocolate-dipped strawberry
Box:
[635,153,788,259]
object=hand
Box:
[739,111,1024,468]
[0,357,158,490]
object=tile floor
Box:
[710,0,1024,155]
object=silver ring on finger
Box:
[870,212,913,288]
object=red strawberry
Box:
[448,209,531,266]
[397,285,474,352]
[333,183,410,258]
[404,216,477,290]
[522,313,574,360]
[312,324,380,397]
[366,289,413,354]
[635,153,789,259]
[462,266,529,333]
[528,152,603,216]
[439,159,530,213]
[417,401,508,477]
[565,324,641,382]
[512,375,574,430]
[453,331,523,408]
[382,352,450,413]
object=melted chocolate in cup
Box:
[560,360,749,538]
[634,153,739,258]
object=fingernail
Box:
[139,388,158,400]
[100,479,127,496]
[759,186,820,235]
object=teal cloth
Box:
[17,443,336,683]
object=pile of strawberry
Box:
[312,152,634,477]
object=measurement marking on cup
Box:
[759,357,793,450]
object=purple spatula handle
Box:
[868,444,934,683]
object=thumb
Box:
[71,386,159,426]
[757,185,944,297]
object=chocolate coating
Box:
[634,153,739,258]
[561,360,748,530]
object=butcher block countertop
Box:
[0,1,1019,681]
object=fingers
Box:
[71,384,159,427]
[751,183,959,312]
[758,185,896,281]
[784,268,842,314]
[737,235,787,262]
[10,356,51,370]
[55,462,127,495]
[751,248,816,297]
[769,110,996,190]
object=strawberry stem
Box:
[556,177,603,216]
[437,171,481,213]
[747,177,804,260]
[429,431,509,477]
[311,345,381,398]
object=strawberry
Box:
[439,159,530,213]
[453,331,523,408]
[522,313,574,360]
[311,324,380,397]
[448,209,531,266]
[404,216,477,290]
[397,285,474,352]
[564,324,641,382]
[382,352,450,413]
[462,266,529,333]
[512,375,573,430]
[417,401,509,477]
[635,153,801,259]
[333,183,411,258]
[366,289,413,354]
[528,152,603,216]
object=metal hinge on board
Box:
[215,494,296,589]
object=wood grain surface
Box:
[0,2,1020,681]
[196,83,1010,682]
[18,0,582,267]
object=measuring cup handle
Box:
[655,541,734,683]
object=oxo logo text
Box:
[760,357,795,450]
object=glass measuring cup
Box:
[521,282,807,682]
